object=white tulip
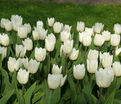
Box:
[22,38,33,51]
[63,24,72,32]
[60,31,71,42]
[4,19,12,31]
[27,59,40,74]
[53,22,63,33]
[48,74,67,89]
[0,46,7,60]
[79,32,85,43]
[69,48,79,60]
[32,29,39,40]
[73,64,85,80]
[114,24,121,34]
[115,47,121,56]
[0,18,6,28]
[87,59,98,73]
[95,68,114,88]
[84,27,94,36]
[102,30,111,41]
[47,17,55,27]
[76,21,85,32]
[35,47,46,62]
[88,49,99,60]
[16,45,26,58]
[94,34,105,46]
[52,64,62,74]
[82,35,92,46]
[38,28,48,40]
[62,40,73,54]
[45,33,56,52]
[11,15,23,31]
[0,33,9,46]
[24,23,31,33]
[8,57,20,72]
[100,52,113,68]
[18,25,28,39]
[18,58,28,69]
[94,23,104,33]
[111,34,120,46]
[17,68,29,84]
[37,21,43,29]
[112,62,121,77]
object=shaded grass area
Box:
[0,1,121,32]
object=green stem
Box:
[22,84,24,96]
[47,53,50,76]
[76,80,80,93]
[98,88,103,104]
[64,55,67,75]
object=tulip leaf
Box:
[0,54,2,67]
[115,89,121,100]
[113,99,121,104]
[0,89,14,104]
[24,82,36,104]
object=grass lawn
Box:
[0,0,121,32]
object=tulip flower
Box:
[114,23,121,34]
[35,47,46,62]
[37,20,43,29]
[27,59,40,74]
[82,35,92,46]
[63,24,72,32]
[16,45,26,58]
[115,47,121,56]
[17,68,29,84]
[84,27,94,36]
[18,58,28,69]
[22,38,33,51]
[52,64,62,74]
[60,31,71,42]
[69,48,79,60]
[111,34,120,46]
[0,33,9,46]
[95,68,114,88]
[73,64,85,80]
[102,30,111,41]
[113,62,121,77]
[94,34,105,46]
[93,22,104,33]
[4,19,12,31]
[32,29,39,41]
[88,49,99,60]
[0,46,7,60]
[79,32,85,43]
[45,33,56,52]
[76,21,85,32]
[24,23,31,33]
[47,17,55,27]
[53,22,63,33]
[0,18,6,28]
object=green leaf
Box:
[0,89,14,104]
[24,82,36,104]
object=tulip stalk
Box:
[47,52,50,76]
[22,84,24,96]
[98,88,103,104]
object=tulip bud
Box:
[47,17,55,27]
[84,27,94,36]
[4,19,12,31]
[8,57,19,72]
[27,59,40,74]
[69,48,79,60]
[100,52,113,68]
[0,33,9,46]
[115,47,121,56]
[35,47,46,62]
[38,28,48,40]
[16,45,26,58]
[60,31,71,42]
[0,18,6,28]
[11,15,23,31]
[94,23,104,33]
[102,30,111,41]
[87,59,98,73]
[24,23,31,33]
[95,68,114,88]
[32,29,39,41]
[17,69,29,84]
[48,74,67,89]
[52,64,62,74]
[22,38,33,51]
[111,34,120,46]
[0,46,7,60]
[82,35,92,46]
[53,22,63,33]
[94,34,105,46]
[76,21,85,32]
[112,62,121,77]
[79,32,85,43]
[114,24,121,34]
[62,40,73,54]
[37,21,43,29]
[73,64,85,80]
[45,33,56,52]
[18,58,28,69]
[63,24,72,32]
[88,49,99,60]
[18,25,28,39]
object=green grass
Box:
[0,0,121,32]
